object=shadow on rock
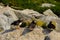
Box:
[2,29,15,34]
[20,28,32,36]
[44,36,50,40]
[42,29,53,35]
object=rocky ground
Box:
[0,5,60,40]
[0,27,60,40]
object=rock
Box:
[0,6,60,40]
[0,6,18,21]
[14,10,30,19]
[0,3,4,6]
[0,3,4,9]
[14,9,43,20]
[0,27,60,40]
[54,19,60,32]
[22,9,43,18]
[0,6,4,9]
[0,14,10,30]
[44,16,57,23]
[49,30,60,40]
[43,16,60,32]
[21,9,41,16]
[0,28,45,40]
[43,9,58,17]
[0,6,18,31]
[41,3,55,7]
[2,6,18,21]
[42,9,58,24]
[38,15,57,26]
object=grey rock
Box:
[43,9,58,17]
[41,3,55,7]
[0,6,18,31]
[14,9,42,19]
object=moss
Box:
[20,20,32,27]
[0,27,4,32]
[52,20,56,27]
[0,29,3,32]
[41,22,47,29]
[36,19,45,27]
[24,21,31,26]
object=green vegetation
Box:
[36,19,45,27]
[0,0,60,16]
[52,20,56,27]
[0,27,4,32]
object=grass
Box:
[0,0,60,16]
